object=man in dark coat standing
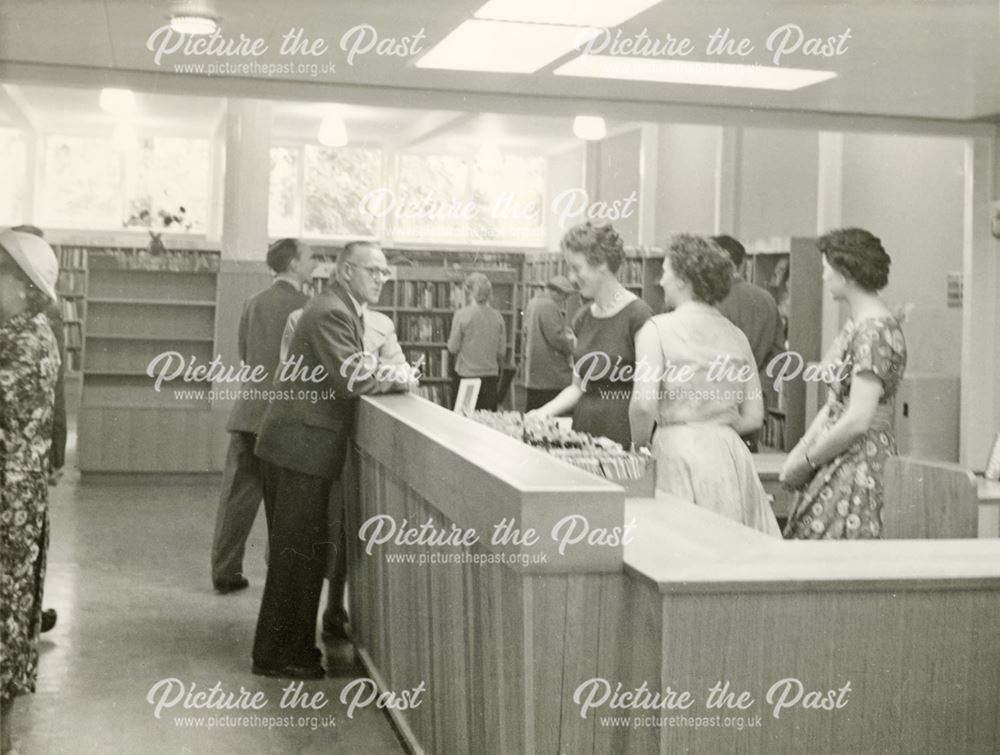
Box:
[252,241,411,679]
[210,238,314,593]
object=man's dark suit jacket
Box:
[226,279,308,434]
[254,282,388,479]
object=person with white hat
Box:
[0,228,61,754]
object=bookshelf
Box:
[75,245,224,473]
[744,237,823,452]
[54,245,88,373]
[306,247,523,408]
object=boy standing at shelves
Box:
[210,238,315,594]
[712,235,784,452]
[523,275,576,411]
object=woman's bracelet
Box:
[804,451,820,471]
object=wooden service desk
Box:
[346,395,1000,755]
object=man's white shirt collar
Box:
[345,289,367,318]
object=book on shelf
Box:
[56,246,87,269]
[59,299,82,321]
[57,270,87,296]
[405,348,450,380]
[399,313,449,343]
[399,280,466,309]
[63,323,83,349]
[414,382,451,406]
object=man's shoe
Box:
[41,608,57,633]
[251,662,325,680]
[321,612,351,642]
[213,577,249,594]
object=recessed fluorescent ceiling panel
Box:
[555,55,837,91]
[475,0,662,28]
[416,20,599,73]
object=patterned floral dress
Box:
[1,311,60,701]
[784,317,907,540]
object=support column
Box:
[960,128,1000,468]
[714,126,741,235]
[220,98,272,260]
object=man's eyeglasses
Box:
[348,262,392,282]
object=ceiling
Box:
[0,1,998,123]
[0,82,590,155]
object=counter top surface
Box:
[362,394,621,494]
[625,492,1000,593]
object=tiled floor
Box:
[9,428,405,754]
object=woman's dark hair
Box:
[0,247,51,316]
[266,238,300,273]
[560,222,625,274]
[665,234,735,305]
[818,228,890,292]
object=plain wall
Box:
[840,132,966,374]
[738,127,819,241]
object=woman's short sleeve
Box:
[850,321,902,386]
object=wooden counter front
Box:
[347,395,1000,755]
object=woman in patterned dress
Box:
[781,228,907,539]
[0,229,61,754]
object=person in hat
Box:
[0,228,61,753]
[523,275,577,411]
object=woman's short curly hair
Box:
[817,228,891,292]
[464,272,492,304]
[665,234,734,305]
[560,221,625,274]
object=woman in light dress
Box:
[630,234,781,536]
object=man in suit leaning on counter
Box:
[211,238,314,594]
[279,277,408,646]
[252,241,415,680]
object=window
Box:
[268,146,300,237]
[470,153,544,246]
[126,136,210,232]
[394,152,544,246]
[393,153,470,243]
[266,143,546,247]
[40,134,122,229]
[39,133,210,231]
[303,146,381,238]
[0,128,27,225]
[268,145,382,239]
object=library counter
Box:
[346,394,1000,755]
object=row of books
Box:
[57,271,86,296]
[399,314,450,343]
[524,257,645,287]
[405,348,450,379]
[59,299,83,321]
[89,248,220,273]
[414,383,451,406]
[56,246,87,269]
[762,412,786,450]
[399,281,466,309]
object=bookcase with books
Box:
[54,245,88,373]
[75,245,223,473]
[306,247,522,408]
[744,237,823,452]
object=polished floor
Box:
[9,428,405,754]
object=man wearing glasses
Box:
[252,241,414,680]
